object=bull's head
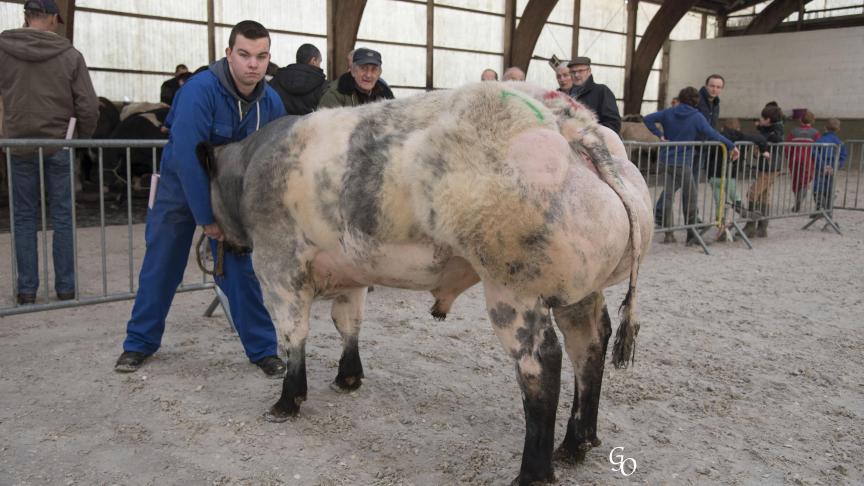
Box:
[196,142,253,253]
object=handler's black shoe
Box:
[115,351,150,373]
[16,293,36,305]
[255,356,286,378]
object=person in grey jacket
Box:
[0,0,99,305]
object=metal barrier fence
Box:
[623,140,844,254]
[835,140,863,211]
[0,137,855,316]
[0,138,216,317]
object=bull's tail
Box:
[542,93,642,369]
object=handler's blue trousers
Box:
[122,168,277,362]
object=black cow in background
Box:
[103,104,170,201]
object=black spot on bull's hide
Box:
[520,228,550,252]
[342,116,407,236]
[489,302,517,328]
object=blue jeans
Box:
[11,150,75,295]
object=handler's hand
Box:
[203,223,224,241]
[825,165,834,176]
[730,147,740,161]
[762,151,771,160]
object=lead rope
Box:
[196,232,224,277]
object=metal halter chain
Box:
[195,232,224,277]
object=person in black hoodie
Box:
[269,43,328,115]
[745,104,785,238]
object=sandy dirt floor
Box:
[0,211,862,485]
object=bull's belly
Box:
[310,242,457,292]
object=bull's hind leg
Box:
[551,291,612,463]
[329,287,368,392]
[484,283,562,486]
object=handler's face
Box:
[226,34,271,92]
[351,63,381,93]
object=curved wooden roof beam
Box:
[327,0,368,78]
[509,0,558,74]
[623,0,697,115]
[743,0,814,35]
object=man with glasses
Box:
[568,57,621,134]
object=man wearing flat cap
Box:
[0,0,99,305]
[319,47,394,108]
[568,56,621,134]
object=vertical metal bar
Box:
[69,146,79,299]
[99,147,107,296]
[426,0,433,91]
[126,147,134,292]
[6,149,18,298]
[39,148,49,300]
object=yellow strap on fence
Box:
[715,144,729,228]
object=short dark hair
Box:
[677,86,700,107]
[175,64,188,72]
[705,74,725,86]
[296,44,321,65]
[761,106,782,123]
[228,20,270,49]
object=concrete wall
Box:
[667,27,864,119]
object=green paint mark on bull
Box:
[501,90,545,122]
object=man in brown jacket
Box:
[0,0,99,305]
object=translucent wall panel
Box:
[525,59,558,89]
[580,0,627,33]
[214,27,327,71]
[434,49,503,88]
[390,87,427,99]
[547,0,575,25]
[436,0,504,14]
[587,65,624,98]
[214,0,326,35]
[670,12,703,41]
[89,71,165,103]
[636,2,659,36]
[641,100,660,114]
[434,6,504,52]
[706,16,717,39]
[534,24,573,62]
[77,11,209,73]
[644,70,660,100]
[353,41,426,88]
[0,2,23,31]
[359,0,426,46]
[78,0,207,21]
[578,30,625,66]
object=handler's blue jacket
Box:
[643,104,734,167]
[163,58,286,225]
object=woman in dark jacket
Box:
[643,87,738,245]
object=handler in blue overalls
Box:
[115,20,287,376]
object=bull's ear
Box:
[196,142,217,179]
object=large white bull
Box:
[198,82,653,484]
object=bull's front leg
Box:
[329,287,368,392]
[551,291,612,463]
[484,283,562,486]
[259,282,314,422]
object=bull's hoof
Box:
[510,470,556,486]
[330,375,363,393]
[552,438,600,464]
[264,398,304,422]
[430,310,447,321]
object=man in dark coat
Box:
[568,57,621,134]
[269,43,328,115]
[159,64,189,105]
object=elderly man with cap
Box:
[0,0,99,305]
[319,47,394,108]
[568,56,621,134]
